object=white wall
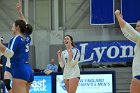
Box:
[0,27,127,69]
[50,28,126,44]
[33,30,50,69]
[0,0,128,69]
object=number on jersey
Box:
[25,43,29,52]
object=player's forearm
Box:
[0,44,14,58]
[0,43,6,53]
[69,51,80,67]
[68,54,73,62]
[116,15,126,28]
[18,11,27,23]
[58,56,64,68]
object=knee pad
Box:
[4,79,12,91]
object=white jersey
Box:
[59,48,80,79]
[6,58,11,68]
[0,52,2,57]
[121,22,140,77]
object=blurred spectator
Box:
[44,58,58,74]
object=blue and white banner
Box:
[90,0,115,25]
[29,76,52,93]
[76,40,135,63]
[56,73,113,93]
[5,76,52,93]
[121,0,140,24]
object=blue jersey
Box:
[8,35,31,64]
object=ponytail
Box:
[15,20,33,35]
[25,24,32,35]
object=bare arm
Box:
[57,50,64,68]
[115,10,126,28]
[16,0,27,23]
[68,49,73,62]
[0,43,6,53]
[69,48,80,67]
[115,10,137,42]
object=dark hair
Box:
[14,20,32,35]
[64,35,75,47]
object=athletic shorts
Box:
[5,67,12,74]
[134,75,140,80]
[11,63,34,82]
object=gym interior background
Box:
[0,0,138,93]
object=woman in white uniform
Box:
[115,10,140,93]
[57,35,80,93]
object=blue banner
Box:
[5,75,52,93]
[121,0,140,24]
[90,0,115,25]
[76,40,135,63]
[29,76,52,93]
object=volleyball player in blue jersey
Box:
[0,0,34,93]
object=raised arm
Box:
[115,10,126,28]
[16,0,27,23]
[115,10,138,42]
[121,25,137,43]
